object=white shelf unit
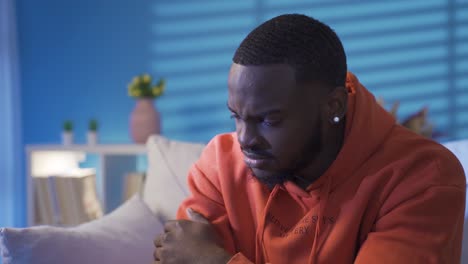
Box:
[26,144,147,226]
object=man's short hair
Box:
[233,14,347,87]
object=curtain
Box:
[0,0,23,228]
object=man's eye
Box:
[230,113,240,120]
[262,119,280,127]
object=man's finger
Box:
[154,233,166,247]
[153,246,161,261]
[164,220,178,233]
[186,208,209,224]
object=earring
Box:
[333,116,340,123]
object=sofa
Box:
[1,135,467,264]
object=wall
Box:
[17,0,156,145]
[0,0,22,228]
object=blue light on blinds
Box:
[151,0,467,143]
[153,1,253,17]
[455,0,468,138]
[150,0,256,142]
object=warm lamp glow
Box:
[31,151,86,177]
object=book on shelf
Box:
[123,172,145,202]
[33,168,103,226]
[34,177,54,225]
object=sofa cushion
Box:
[0,195,162,264]
[143,135,205,221]
[442,139,468,264]
[443,139,468,181]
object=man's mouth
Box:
[242,151,273,169]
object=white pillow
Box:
[442,139,468,263]
[442,139,468,180]
[0,195,162,264]
[143,135,205,221]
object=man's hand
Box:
[153,208,232,264]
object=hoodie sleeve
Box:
[176,163,255,264]
[175,134,256,264]
[176,163,235,251]
[354,184,466,263]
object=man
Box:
[153,14,466,263]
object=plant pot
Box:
[129,98,161,144]
[62,132,73,146]
[87,131,98,145]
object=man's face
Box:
[227,63,326,187]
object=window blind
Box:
[151,0,467,143]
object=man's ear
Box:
[326,86,347,123]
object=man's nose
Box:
[237,122,261,149]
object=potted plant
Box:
[128,73,165,143]
[87,119,98,145]
[62,120,73,145]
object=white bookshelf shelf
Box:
[26,144,146,154]
[26,144,147,226]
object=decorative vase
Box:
[62,131,73,146]
[87,131,98,145]
[129,98,161,143]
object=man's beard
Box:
[251,130,322,189]
[251,168,296,189]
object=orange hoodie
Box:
[177,73,466,263]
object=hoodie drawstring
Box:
[308,175,332,264]
[255,184,280,264]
